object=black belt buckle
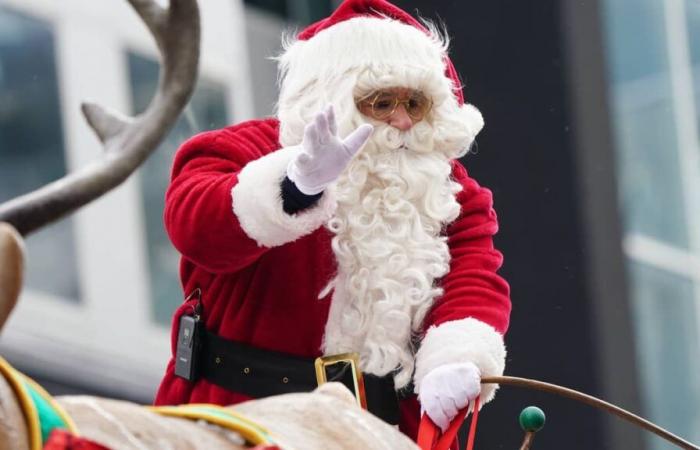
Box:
[314,353,367,409]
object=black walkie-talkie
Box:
[175,289,202,381]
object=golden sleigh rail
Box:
[482,376,700,450]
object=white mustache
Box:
[369,122,435,153]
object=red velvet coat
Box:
[154,118,511,441]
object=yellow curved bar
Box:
[21,373,80,435]
[0,356,42,450]
[149,403,278,445]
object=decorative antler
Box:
[0,0,201,236]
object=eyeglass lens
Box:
[370,91,431,121]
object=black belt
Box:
[198,330,405,425]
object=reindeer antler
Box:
[0,0,201,237]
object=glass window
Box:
[127,52,230,326]
[686,0,700,66]
[613,91,689,248]
[0,7,80,301]
[628,261,700,449]
[603,0,689,248]
[686,0,700,154]
[603,0,670,85]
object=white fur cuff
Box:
[414,318,506,404]
[232,146,337,247]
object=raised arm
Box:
[164,119,338,273]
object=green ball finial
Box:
[519,406,546,432]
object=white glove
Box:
[418,362,481,432]
[287,105,373,195]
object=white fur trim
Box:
[232,146,337,247]
[414,318,506,404]
[461,104,484,137]
[279,17,450,96]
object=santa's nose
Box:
[387,105,414,131]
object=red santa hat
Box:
[276,0,484,151]
[297,0,466,105]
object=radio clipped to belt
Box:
[175,288,203,381]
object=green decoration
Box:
[24,380,68,444]
[519,406,546,432]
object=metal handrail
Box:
[483,376,700,450]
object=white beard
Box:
[321,120,463,388]
[274,59,483,387]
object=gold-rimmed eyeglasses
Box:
[356,89,433,122]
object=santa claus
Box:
[155,0,511,442]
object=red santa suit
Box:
[155,0,511,442]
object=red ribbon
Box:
[417,396,481,450]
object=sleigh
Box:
[0,1,698,449]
